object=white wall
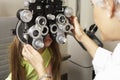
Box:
[0,0,23,17]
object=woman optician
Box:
[72,0,120,80]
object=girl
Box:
[6,34,61,80]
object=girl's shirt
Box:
[6,48,52,80]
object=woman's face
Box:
[92,0,120,41]
[43,34,53,48]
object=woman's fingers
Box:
[69,16,75,25]
[70,16,85,41]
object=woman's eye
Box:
[90,0,94,6]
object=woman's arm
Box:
[72,16,98,58]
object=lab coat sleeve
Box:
[92,47,112,74]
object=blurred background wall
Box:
[0,0,23,17]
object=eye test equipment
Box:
[13,0,73,50]
[12,0,103,51]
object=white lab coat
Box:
[92,43,120,80]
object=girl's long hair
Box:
[50,41,62,80]
[10,37,26,80]
[10,37,62,80]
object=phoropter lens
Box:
[39,18,46,26]
[65,25,71,31]
[36,16,47,26]
[59,16,66,24]
[56,14,67,25]
[20,10,33,22]
[33,30,39,37]
[50,24,58,34]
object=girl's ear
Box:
[105,0,115,18]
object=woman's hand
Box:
[22,44,46,77]
[71,16,85,42]
[71,16,98,57]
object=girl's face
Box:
[92,0,120,41]
[43,34,53,48]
